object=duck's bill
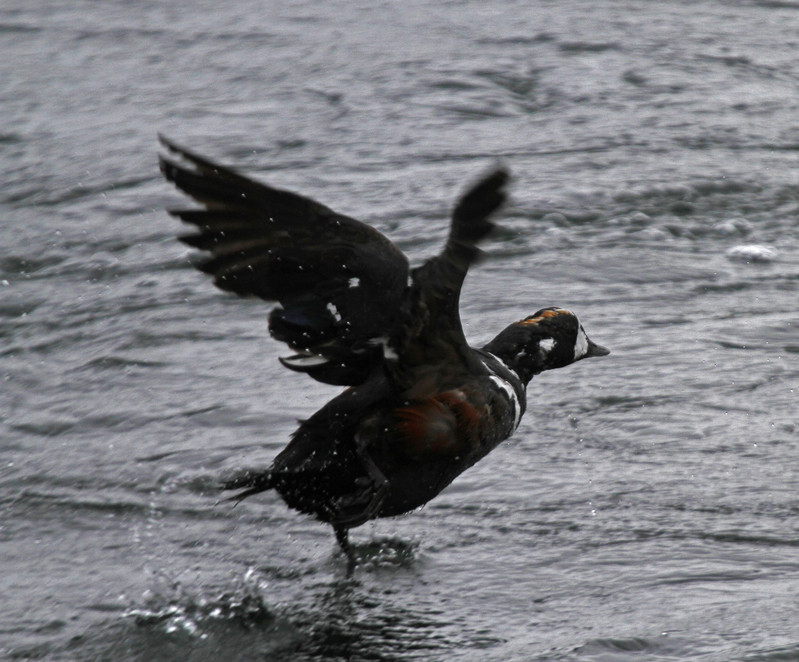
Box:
[586,340,610,358]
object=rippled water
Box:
[3,0,799,660]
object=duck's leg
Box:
[334,525,357,570]
[330,440,389,527]
[354,443,390,515]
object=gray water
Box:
[2,0,799,659]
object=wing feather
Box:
[159,135,410,385]
[390,167,510,391]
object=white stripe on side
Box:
[483,353,522,429]
[485,352,520,382]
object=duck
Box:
[158,135,609,563]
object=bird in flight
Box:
[159,135,609,565]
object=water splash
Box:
[124,566,273,638]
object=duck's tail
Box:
[220,469,277,503]
[220,467,327,503]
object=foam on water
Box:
[726,244,779,264]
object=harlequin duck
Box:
[158,135,609,563]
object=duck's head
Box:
[483,307,609,384]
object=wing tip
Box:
[158,133,185,156]
[449,165,512,246]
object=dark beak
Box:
[586,340,610,358]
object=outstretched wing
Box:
[158,135,410,386]
[389,167,510,393]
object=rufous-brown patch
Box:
[518,308,571,325]
[394,391,481,457]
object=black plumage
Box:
[159,136,609,564]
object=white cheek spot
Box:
[348,277,360,288]
[539,338,556,354]
[326,302,342,322]
[574,327,589,360]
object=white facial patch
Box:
[348,277,360,288]
[574,326,589,360]
[539,338,556,354]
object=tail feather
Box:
[220,469,276,502]
[219,467,321,502]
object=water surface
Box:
[2,1,799,659]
